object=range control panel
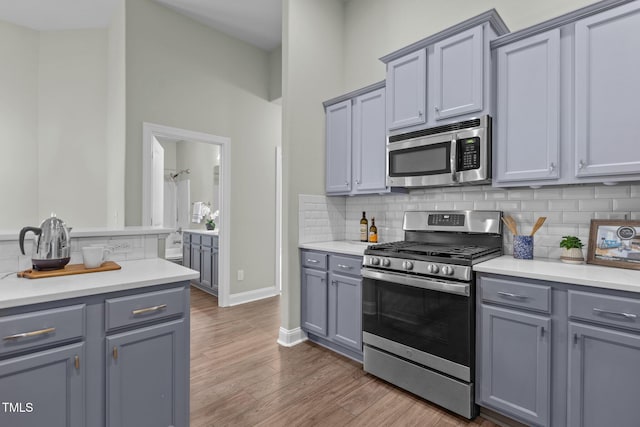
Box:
[428,213,465,227]
[457,137,480,171]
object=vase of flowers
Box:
[205,209,219,231]
[560,235,584,264]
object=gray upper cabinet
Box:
[325,82,389,196]
[352,87,387,193]
[574,1,640,178]
[494,29,561,183]
[432,26,484,120]
[325,100,352,194]
[329,273,362,352]
[0,342,85,427]
[568,322,640,427]
[386,50,427,131]
[107,319,188,427]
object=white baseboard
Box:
[227,286,280,306]
[277,327,307,347]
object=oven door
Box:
[387,133,456,187]
[361,268,473,381]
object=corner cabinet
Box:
[0,282,190,427]
[324,82,389,196]
[183,231,219,296]
[300,250,363,361]
[492,0,640,187]
[477,272,640,427]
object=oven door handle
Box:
[361,268,470,297]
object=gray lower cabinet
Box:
[300,250,362,361]
[0,282,189,427]
[0,342,85,426]
[183,232,218,295]
[106,319,188,427]
[479,305,550,427]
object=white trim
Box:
[275,146,282,292]
[228,286,281,306]
[277,327,307,347]
[142,122,232,307]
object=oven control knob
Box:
[442,266,454,276]
[369,257,380,266]
[427,264,440,274]
[382,258,391,267]
[402,261,414,270]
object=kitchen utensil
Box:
[17,261,121,279]
[530,217,547,236]
[501,216,518,235]
[19,213,72,270]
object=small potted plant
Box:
[205,210,219,231]
[560,236,584,264]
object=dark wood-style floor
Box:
[189,287,499,427]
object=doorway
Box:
[142,122,231,307]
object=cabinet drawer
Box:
[329,255,362,276]
[105,287,185,331]
[301,251,327,270]
[569,290,640,332]
[480,276,551,313]
[0,304,85,356]
[201,235,218,247]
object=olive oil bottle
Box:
[369,217,378,243]
[360,212,368,242]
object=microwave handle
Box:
[450,138,458,183]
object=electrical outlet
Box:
[237,270,244,281]
[110,242,132,253]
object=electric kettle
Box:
[19,213,72,270]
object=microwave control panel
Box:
[457,137,480,171]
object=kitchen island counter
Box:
[474,255,640,293]
[0,258,198,309]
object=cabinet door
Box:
[200,246,213,289]
[0,342,84,427]
[495,30,561,183]
[479,305,550,427]
[301,268,328,337]
[432,26,483,120]
[182,243,190,268]
[568,322,640,427]
[352,87,387,194]
[326,100,352,194]
[329,273,362,352]
[106,319,188,427]
[575,1,640,177]
[190,244,201,284]
[386,50,426,131]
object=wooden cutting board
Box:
[17,261,122,279]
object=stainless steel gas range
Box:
[361,210,503,419]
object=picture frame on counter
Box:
[587,219,640,270]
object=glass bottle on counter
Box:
[369,217,378,243]
[360,212,368,242]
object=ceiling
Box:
[0,0,282,51]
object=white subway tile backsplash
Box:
[533,188,563,200]
[496,201,521,212]
[453,201,475,211]
[579,199,612,211]
[485,191,508,200]
[473,201,497,210]
[521,200,549,212]
[562,186,595,199]
[548,200,579,211]
[613,198,640,211]
[444,192,464,201]
[595,185,630,198]
[562,211,595,224]
[507,189,534,200]
[463,191,485,201]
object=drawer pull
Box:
[74,355,80,370]
[113,346,118,360]
[306,259,319,264]
[337,264,353,270]
[132,304,167,315]
[497,291,527,300]
[592,308,637,320]
[3,327,56,341]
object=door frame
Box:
[142,122,231,307]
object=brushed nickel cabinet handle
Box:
[497,291,527,300]
[113,346,118,360]
[132,304,167,315]
[306,259,319,264]
[337,264,353,270]
[593,308,637,320]
[74,355,80,370]
[3,327,56,340]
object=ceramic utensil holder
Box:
[513,235,534,259]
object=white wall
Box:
[269,46,282,101]
[0,21,39,228]
[342,0,597,91]
[106,0,126,227]
[282,0,345,330]
[125,0,281,294]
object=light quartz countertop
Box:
[0,258,199,309]
[183,229,219,236]
[474,255,640,294]
[299,241,369,257]
[0,226,174,242]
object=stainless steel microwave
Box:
[386,116,491,188]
